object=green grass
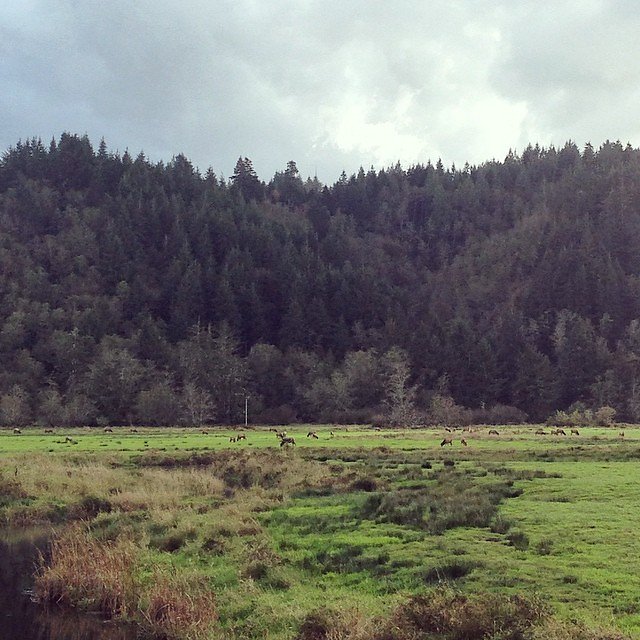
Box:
[1,424,639,638]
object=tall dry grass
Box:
[142,570,218,640]
[35,525,218,639]
[35,525,139,617]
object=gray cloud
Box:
[1,1,638,182]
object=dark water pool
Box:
[0,531,139,640]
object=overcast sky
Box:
[1,1,639,183]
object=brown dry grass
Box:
[35,525,218,639]
[141,569,218,640]
[35,524,139,617]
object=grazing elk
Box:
[276,431,287,439]
[13,428,21,434]
[201,429,209,435]
[440,437,453,447]
[535,429,547,435]
[44,428,54,434]
[130,428,138,433]
[103,427,113,433]
[619,431,625,438]
[570,429,580,436]
[236,434,246,441]
[280,436,296,447]
[444,427,453,433]
[461,438,468,446]
[307,431,319,439]
[488,429,499,436]
[229,436,237,443]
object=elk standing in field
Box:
[488,429,499,436]
[570,429,580,436]
[44,428,54,434]
[13,428,21,434]
[229,436,236,443]
[440,437,453,447]
[307,431,319,439]
[535,429,547,435]
[280,436,296,447]
[236,434,246,441]
[461,438,468,446]
[104,427,113,433]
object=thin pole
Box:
[244,396,248,426]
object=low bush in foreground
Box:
[296,589,629,640]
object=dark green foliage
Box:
[3,134,640,422]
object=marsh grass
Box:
[4,426,640,638]
[35,525,139,617]
[35,525,218,639]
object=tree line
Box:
[1,134,639,426]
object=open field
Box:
[1,424,639,639]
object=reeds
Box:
[35,526,218,639]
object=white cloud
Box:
[1,1,638,182]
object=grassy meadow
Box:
[1,424,638,639]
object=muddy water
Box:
[0,530,139,640]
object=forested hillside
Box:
[2,134,640,426]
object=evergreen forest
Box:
[2,134,640,427]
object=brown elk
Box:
[535,429,547,435]
[570,429,579,436]
[461,438,468,446]
[236,434,246,441]
[229,436,236,443]
[44,428,54,434]
[440,437,453,447]
[201,429,209,435]
[276,431,287,439]
[130,428,138,433]
[13,428,21,434]
[488,429,499,436]
[280,436,296,447]
[307,431,319,439]
[103,427,113,433]
[444,427,453,433]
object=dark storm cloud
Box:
[1,1,638,182]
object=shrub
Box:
[69,495,112,520]
[421,559,477,583]
[473,404,528,425]
[507,530,530,550]
[382,588,547,640]
[595,406,616,426]
[490,515,513,534]
[296,606,371,640]
[535,538,554,555]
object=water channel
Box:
[0,530,139,640]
